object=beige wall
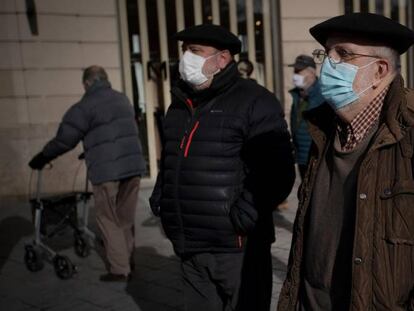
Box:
[280,0,343,121]
[0,0,122,196]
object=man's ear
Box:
[375,59,390,81]
[217,50,232,69]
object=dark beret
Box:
[174,24,242,55]
[288,55,316,71]
[310,13,414,54]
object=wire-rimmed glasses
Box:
[312,48,381,66]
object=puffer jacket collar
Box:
[171,61,239,108]
[84,80,111,97]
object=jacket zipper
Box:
[172,96,196,252]
[180,135,186,149]
[186,98,193,109]
[183,121,200,157]
[178,98,195,152]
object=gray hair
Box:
[370,46,400,73]
[82,65,108,84]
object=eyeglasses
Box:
[312,48,381,65]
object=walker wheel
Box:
[74,235,90,258]
[24,245,44,272]
[53,255,75,279]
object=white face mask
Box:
[179,51,219,86]
[292,74,305,88]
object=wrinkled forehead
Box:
[325,34,385,51]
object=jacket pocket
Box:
[380,179,414,304]
[380,236,414,307]
[380,179,414,241]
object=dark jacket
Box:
[150,63,295,256]
[278,75,414,311]
[289,80,324,165]
[42,80,146,184]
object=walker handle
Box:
[36,170,43,202]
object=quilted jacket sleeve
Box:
[229,91,296,234]
[42,103,89,159]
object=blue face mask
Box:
[320,57,376,110]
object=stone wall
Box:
[0,0,122,196]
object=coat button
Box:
[354,257,363,265]
[383,188,392,196]
[359,193,367,200]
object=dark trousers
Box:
[181,252,244,311]
[237,237,273,311]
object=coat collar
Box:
[84,80,111,96]
[381,75,414,141]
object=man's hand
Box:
[28,152,49,170]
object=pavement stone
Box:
[0,176,299,310]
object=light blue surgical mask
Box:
[320,57,377,110]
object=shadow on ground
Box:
[0,216,33,271]
[127,246,183,311]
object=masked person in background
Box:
[278,13,414,311]
[288,55,324,180]
[149,24,295,311]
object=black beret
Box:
[310,13,414,54]
[174,24,242,55]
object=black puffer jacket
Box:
[42,80,146,184]
[150,63,295,256]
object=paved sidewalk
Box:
[0,180,298,311]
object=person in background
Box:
[149,24,295,311]
[288,55,324,180]
[237,59,256,82]
[278,13,414,311]
[28,66,146,282]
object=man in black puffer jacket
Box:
[29,66,146,282]
[149,25,295,310]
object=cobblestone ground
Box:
[0,179,298,311]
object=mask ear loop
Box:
[358,59,378,70]
[355,59,380,96]
[204,51,223,77]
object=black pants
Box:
[181,252,244,311]
[237,237,273,311]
